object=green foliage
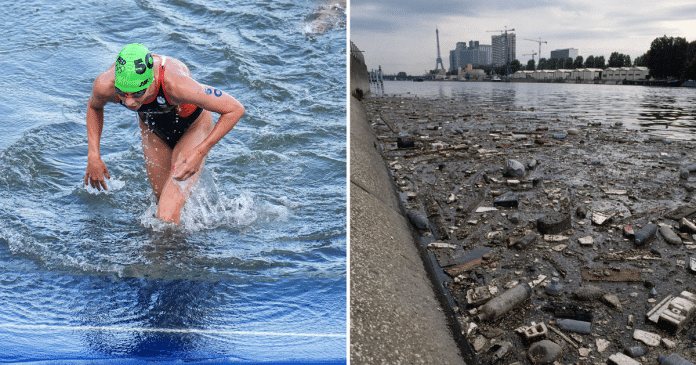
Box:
[573,56,584,69]
[584,55,595,68]
[563,58,573,69]
[608,52,624,67]
[526,59,535,71]
[510,59,522,74]
[646,35,688,79]
[682,41,696,80]
[595,56,605,69]
[634,54,647,67]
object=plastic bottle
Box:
[545,277,563,296]
[555,318,591,334]
[634,224,657,246]
[623,346,644,357]
[477,282,532,322]
[513,232,537,249]
[658,353,695,365]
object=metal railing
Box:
[350,41,365,64]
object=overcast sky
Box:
[350,0,696,75]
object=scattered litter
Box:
[633,329,661,347]
[581,268,642,282]
[578,236,594,246]
[364,95,696,365]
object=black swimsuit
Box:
[120,56,203,149]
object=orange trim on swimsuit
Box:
[144,55,198,118]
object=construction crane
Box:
[522,51,537,68]
[487,27,515,77]
[524,37,547,66]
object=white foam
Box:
[139,170,291,231]
[83,177,126,195]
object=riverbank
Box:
[395,78,682,86]
[350,95,469,364]
[360,93,696,364]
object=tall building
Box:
[448,41,492,72]
[491,33,516,67]
[550,48,579,60]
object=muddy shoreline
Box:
[362,94,696,364]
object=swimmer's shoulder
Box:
[90,65,119,105]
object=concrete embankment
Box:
[350,95,468,365]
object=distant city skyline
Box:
[351,0,696,75]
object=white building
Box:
[513,70,534,79]
[512,67,650,81]
[603,67,649,80]
[532,70,555,80]
[553,69,573,80]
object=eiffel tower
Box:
[435,27,445,71]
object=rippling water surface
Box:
[380,80,696,140]
[0,0,346,363]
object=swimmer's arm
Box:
[84,75,115,189]
[86,95,106,160]
[167,76,246,156]
[86,72,118,159]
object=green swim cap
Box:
[114,43,154,92]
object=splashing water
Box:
[0,0,346,361]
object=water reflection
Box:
[383,81,696,140]
[78,231,223,358]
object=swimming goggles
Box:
[115,86,147,98]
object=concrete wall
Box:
[350,42,370,96]
[350,97,467,365]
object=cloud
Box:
[351,0,696,74]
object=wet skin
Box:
[85,55,245,224]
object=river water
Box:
[377,80,696,140]
[0,0,346,363]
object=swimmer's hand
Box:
[172,148,206,181]
[84,156,110,190]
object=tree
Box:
[584,55,595,68]
[510,59,522,74]
[682,40,696,80]
[526,59,535,71]
[634,53,647,67]
[558,58,573,69]
[595,55,606,69]
[573,56,584,69]
[645,35,688,79]
[608,52,625,67]
[559,58,573,69]
[556,58,565,70]
[623,55,631,67]
[538,57,548,69]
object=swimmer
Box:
[84,43,245,225]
